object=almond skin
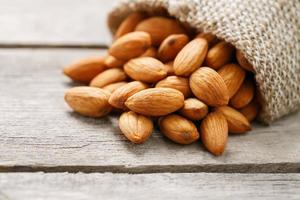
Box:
[114,12,147,39]
[230,77,255,109]
[64,87,112,117]
[196,32,219,47]
[125,88,184,116]
[90,68,127,88]
[109,31,151,60]
[63,57,106,83]
[140,47,157,58]
[155,76,191,98]
[218,63,246,98]
[200,111,228,156]
[215,106,251,134]
[135,17,186,46]
[159,114,199,144]
[164,61,175,75]
[179,98,208,121]
[102,82,128,93]
[239,100,259,122]
[174,38,208,76]
[119,111,153,144]
[190,67,229,107]
[158,34,189,62]
[109,81,149,110]
[124,57,167,83]
[104,55,125,68]
[205,41,235,69]
[236,49,254,72]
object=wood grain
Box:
[0,49,299,173]
[0,172,299,200]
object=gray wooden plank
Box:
[0,48,300,173]
[0,0,116,46]
[0,172,299,200]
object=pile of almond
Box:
[63,12,260,156]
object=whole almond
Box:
[239,100,259,122]
[90,68,127,88]
[124,57,167,83]
[140,47,157,58]
[205,41,235,69]
[109,31,151,60]
[104,55,125,68]
[109,81,149,110]
[218,64,246,98]
[114,12,147,39]
[180,98,208,121]
[125,88,184,116]
[190,67,229,106]
[159,114,199,144]
[236,50,254,72]
[174,38,208,76]
[164,61,175,75]
[155,76,191,98]
[196,32,219,47]
[215,106,251,134]
[63,57,106,83]
[200,111,228,156]
[119,111,153,144]
[230,78,255,109]
[64,87,112,117]
[135,17,186,46]
[158,34,189,62]
[102,82,128,93]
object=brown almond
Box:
[190,67,229,106]
[205,41,235,69]
[125,88,184,116]
[63,57,106,83]
[114,12,147,39]
[155,76,191,98]
[64,87,112,117]
[230,78,255,109]
[179,98,208,121]
[119,111,153,144]
[164,61,175,75]
[109,81,149,110]
[174,38,208,76]
[158,34,189,62]
[200,111,228,156]
[196,32,219,47]
[159,114,199,144]
[90,68,127,88]
[239,100,259,122]
[102,82,128,93]
[236,50,254,72]
[135,17,186,46]
[109,31,151,60]
[218,63,246,98]
[215,106,251,134]
[124,57,167,83]
[140,47,157,58]
[104,55,125,68]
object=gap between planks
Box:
[0,44,108,49]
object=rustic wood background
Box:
[0,0,299,199]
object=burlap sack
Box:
[108,0,300,124]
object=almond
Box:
[239,100,259,122]
[109,31,151,60]
[196,32,219,47]
[109,81,149,110]
[218,64,246,98]
[164,61,175,75]
[179,98,208,121]
[119,111,153,144]
[215,106,251,134]
[200,111,228,156]
[190,67,229,106]
[236,49,254,72]
[205,41,235,69]
[64,87,112,117]
[135,17,186,46]
[114,12,147,39]
[174,38,208,76]
[140,47,157,58]
[104,55,125,68]
[125,88,184,116]
[158,34,189,62]
[124,57,167,83]
[63,57,106,83]
[102,82,128,93]
[155,76,191,98]
[159,114,199,144]
[90,68,127,88]
[230,77,255,109]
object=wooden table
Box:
[0,0,299,199]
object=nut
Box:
[90,68,127,88]
[155,75,191,98]
[230,77,255,109]
[179,98,208,121]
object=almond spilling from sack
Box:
[63,14,260,156]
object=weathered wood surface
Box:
[0,48,299,173]
[0,172,299,200]
[0,0,116,46]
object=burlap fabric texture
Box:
[108,0,300,124]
